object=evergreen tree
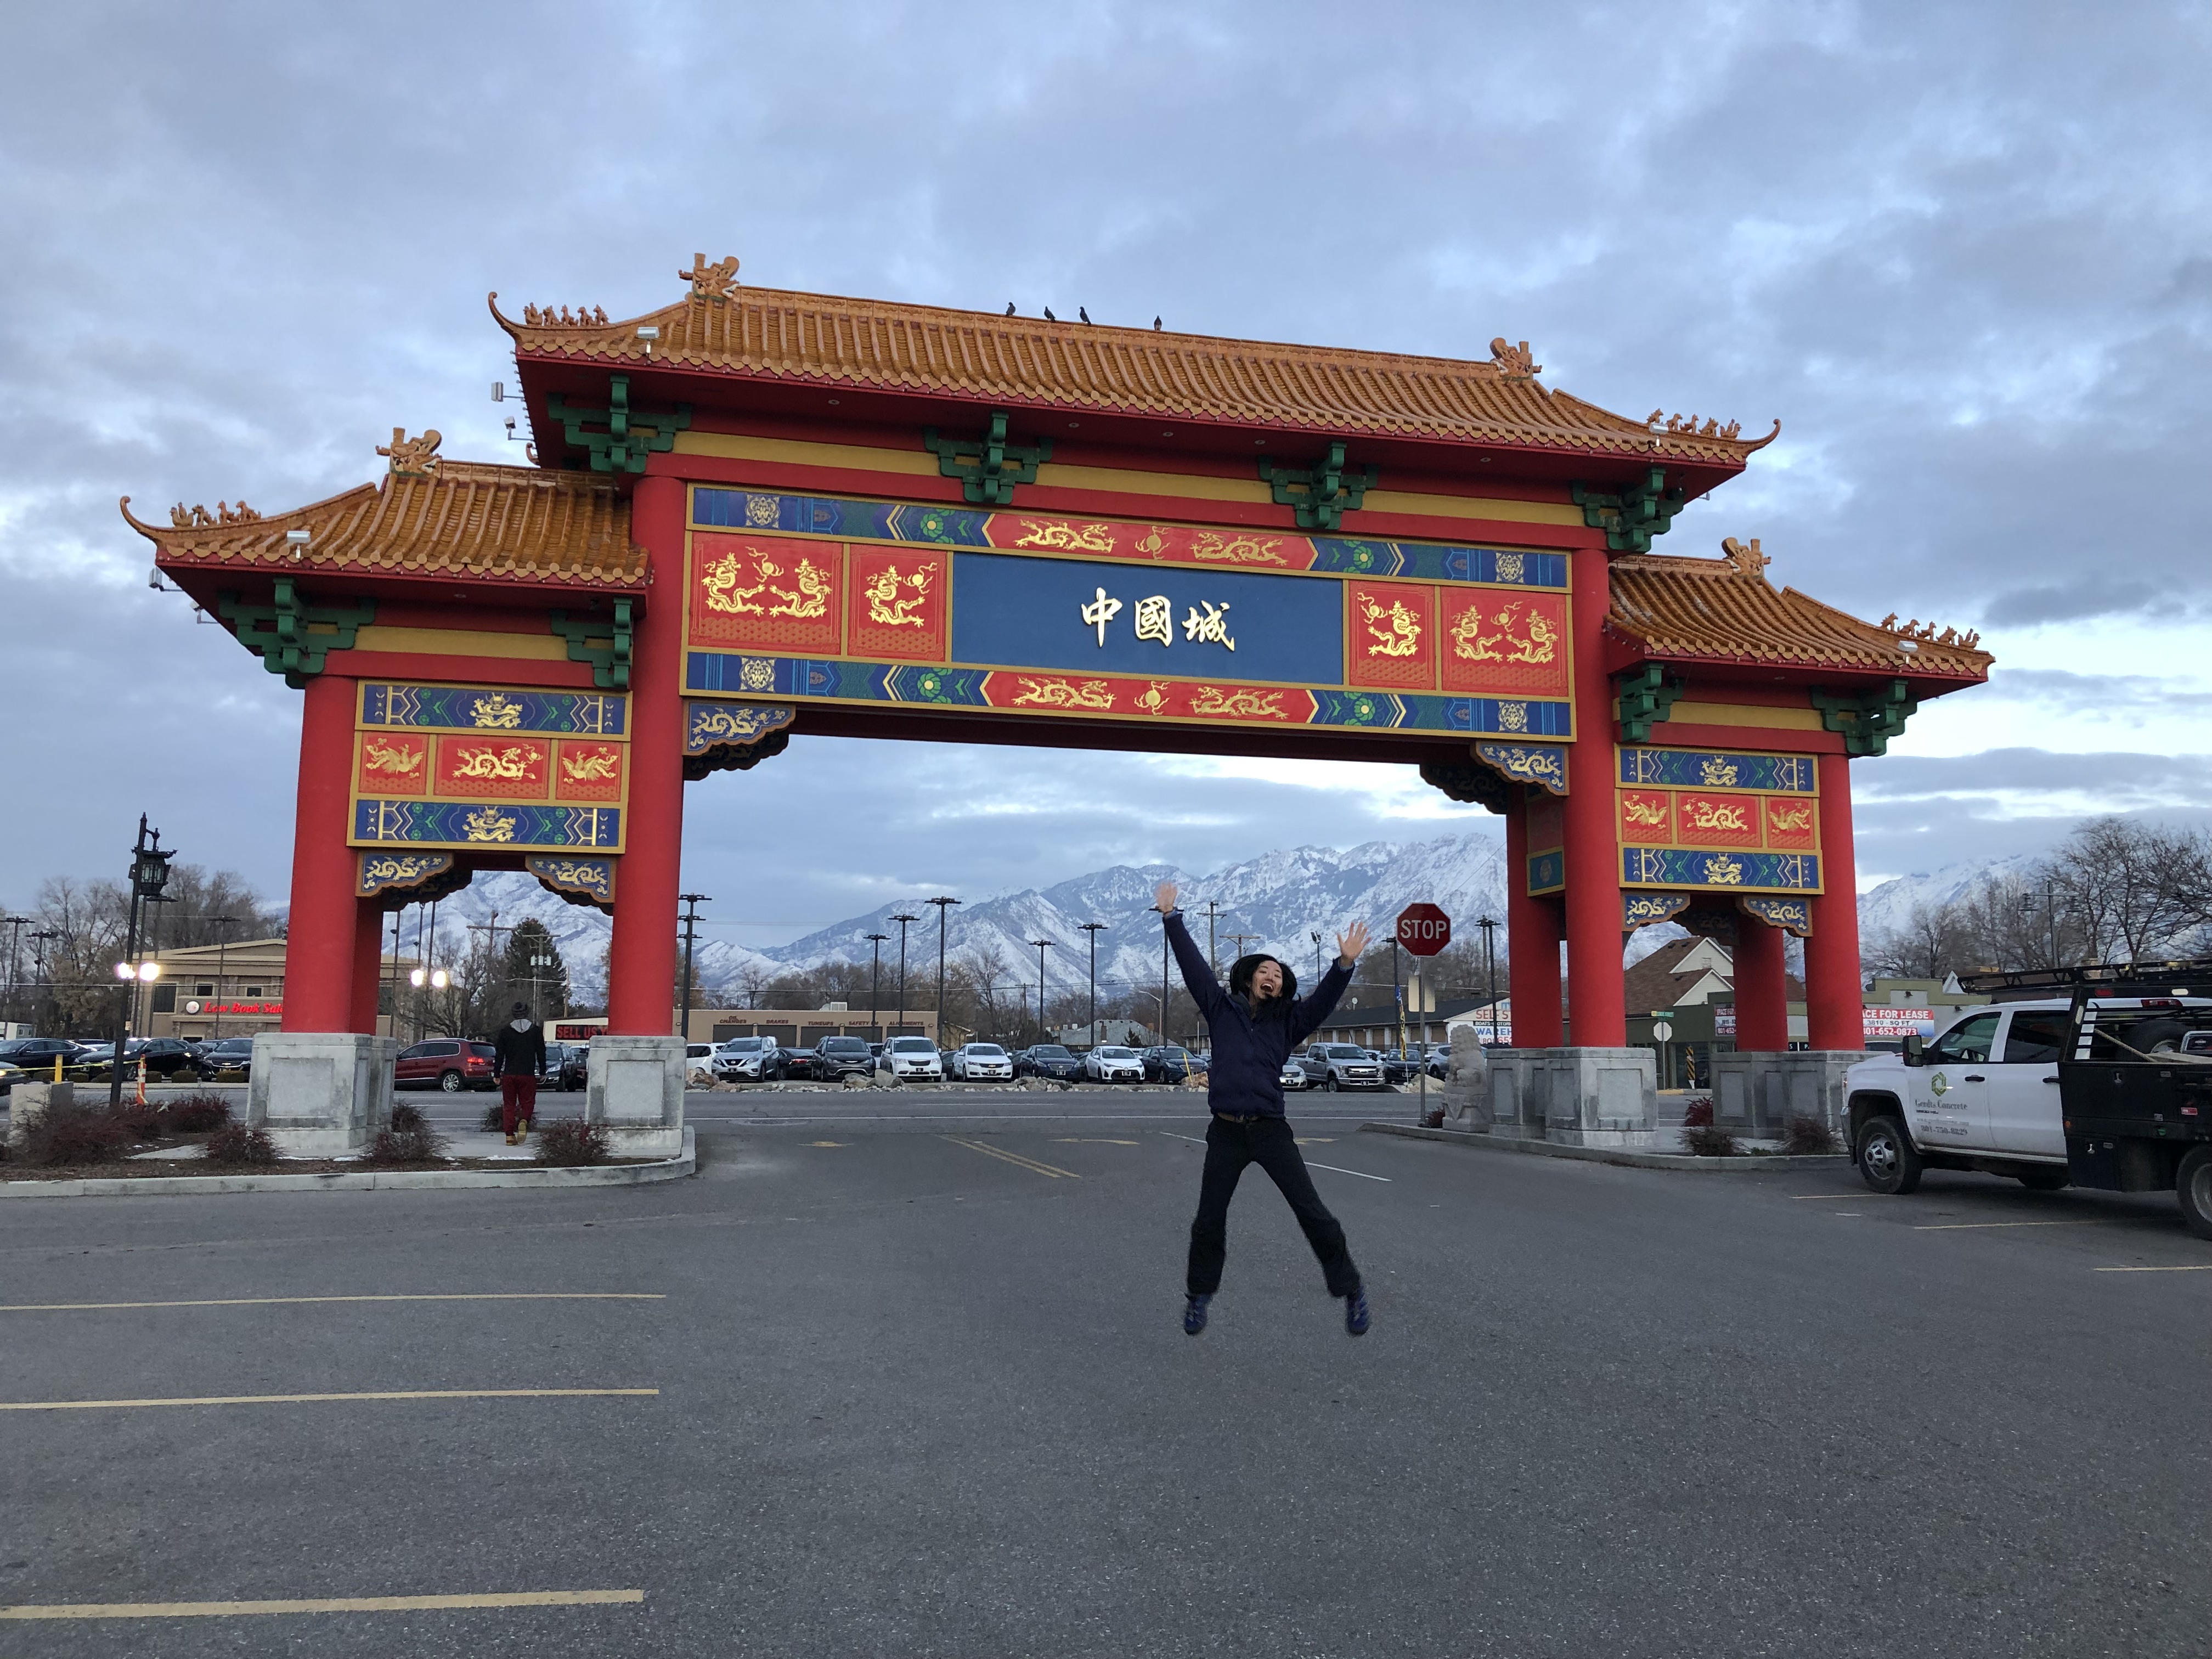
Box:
[501,919,569,1021]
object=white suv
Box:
[951,1043,1013,1080]
[880,1036,943,1081]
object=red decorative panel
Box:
[690,533,844,653]
[552,739,627,803]
[1762,794,1819,850]
[847,548,949,663]
[356,731,429,798]
[979,673,1317,725]
[1618,788,1673,845]
[1343,581,1436,689]
[1526,791,1565,856]
[1438,590,1570,697]
[433,734,551,800]
[1674,792,1762,848]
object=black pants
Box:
[1187,1116,1361,1298]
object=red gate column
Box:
[607,474,687,1035]
[1561,548,1625,1047]
[1504,793,1564,1046]
[1805,752,1865,1049]
[281,673,360,1032]
[348,905,384,1035]
[1733,918,1790,1051]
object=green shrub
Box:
[19,1102,133,1166]
[1680,1122,1741,1157]
[535,1119,612,1166]
[163,1093,234,1134]
[205,1123,278,1166]
[1782,1113,1839,1155]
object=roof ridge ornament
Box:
[165,500,262,528]
[521,303,608,327]
[376,428,443,476]
[1720,536,1769,579]
[1488,338,1541,379]
[681,252,741,302]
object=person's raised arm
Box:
[1154,881,1228,1019]
[1289,919,1369,1045]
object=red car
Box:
[394,1039,498,1092]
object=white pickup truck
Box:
[1844,995,2212,1197]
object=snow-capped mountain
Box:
[1854,855,2042,941]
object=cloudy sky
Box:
[3,2,2207,948]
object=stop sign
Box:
[1395,903,1452,957]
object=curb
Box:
[1359,1121,1852,1173]
[1,1130,696,1199]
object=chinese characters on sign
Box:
[1080,588,1236,652]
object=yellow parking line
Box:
[804,1141,848,1148]
[943,1137,1080,1180]
[2094,1263,2212,1273]
[0,1388,657,1412]
[0,1294,663,1314]
[0,1590,644,1620]
[1910,1220,2109,1232]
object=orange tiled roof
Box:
[492,263,1779,465]
[1609,538,1993,680]
[123,439,646,590]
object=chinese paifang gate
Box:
[126,255,1991,1149]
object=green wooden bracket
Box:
[1572,466,1689,554]
[922,409,1052,505]
[1258,441,1377,531]
[218,578,375,689]
[1614,663,1685,741]
[549,600,634,690]
[545,374,692,474]
[1810,679,1918,757]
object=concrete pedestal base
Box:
[5,1081,74,1150]
[1482,1047,1658,1146]
[1711,1050,1863,1135]
[585,1036,687,1158]
[246,1033,397,1156]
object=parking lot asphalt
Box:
[3,1099,2209,1657]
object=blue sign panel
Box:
[948,551,1341,684]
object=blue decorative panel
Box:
[684,701,795,755]
[1741,895,1814,935]
[353,799,622,851]
[1617,747,1816,793]
[1309,540,1567,588]
[360,683,628,736]
[1621,848,1820,893]
[1527,850,1566,895]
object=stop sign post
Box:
[1395,905,1451,1124]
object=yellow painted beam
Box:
[351,626,569,661]
[1664,701,1824,731]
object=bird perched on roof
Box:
[1043,306,1057,321]
[1154,316,1163,330]
[1079,307,1092,324]
[1005,302,1015,315]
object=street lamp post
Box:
[1,915,26,1034]
[30,929,56,1033]
[890,913,919,1038]
[865,932,889,1041]
[207,915,236,1040]
[111,815,174,1110]
[1310,930,1323,985]
[926,896,961,1045]
[1476,915,1500,1046]
[677,894,710,1042]
[1077,921,1105,1049]
[1029,938,1053,1045]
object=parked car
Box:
[74,1037,202,1082]
[951,1042,1014,1080]
[394,1039,498,1092]
[812,1036,876,1081]
[196,1036,256,1079]
[541,1042,588,1091]
[879,1035,943,1081]
[0,1037,90,1085]
[711,1037,786,1082]
[1142,1046,1198,1083]
[1296,1043,1387,1092]
[780,1045,820,1080]
[1279,1058,1309,1091]
[1013,1044,1083,1082]
[1084,1045,1146,1084]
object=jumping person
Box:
[493,1001,545,1144]
[1154,881,1373,1336]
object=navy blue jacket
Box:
[1166,911,1352,1120]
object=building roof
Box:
[1625,936,1805,1013]
[493,264,1780,465]
[1608,537,1992,683]
[123,436,647,592]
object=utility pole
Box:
[30,930,56,1033]
[890,913,919,1038]
[926,896,961,1045]
[1200,899,1221,978]
[465,912,507,1037]
[1486,924,1498,1045]
[865,932,889,1041]
[383,910,404,1039]
[676,894,710,1041]
[1030,938,1054,1046]
[1077,922,1105,1048]
[1,915,25,1034]
[208,915,236,1040]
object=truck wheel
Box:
[1858,1116,1923,1195]
[2017,1168,2071,1192]
[2178,1148,2212,1241]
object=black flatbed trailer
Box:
[1963,959,2212,1236]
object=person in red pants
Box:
[492,1001,546,1143]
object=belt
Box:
[1212,1112,1263,1124]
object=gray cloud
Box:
[3,2,2209,925]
